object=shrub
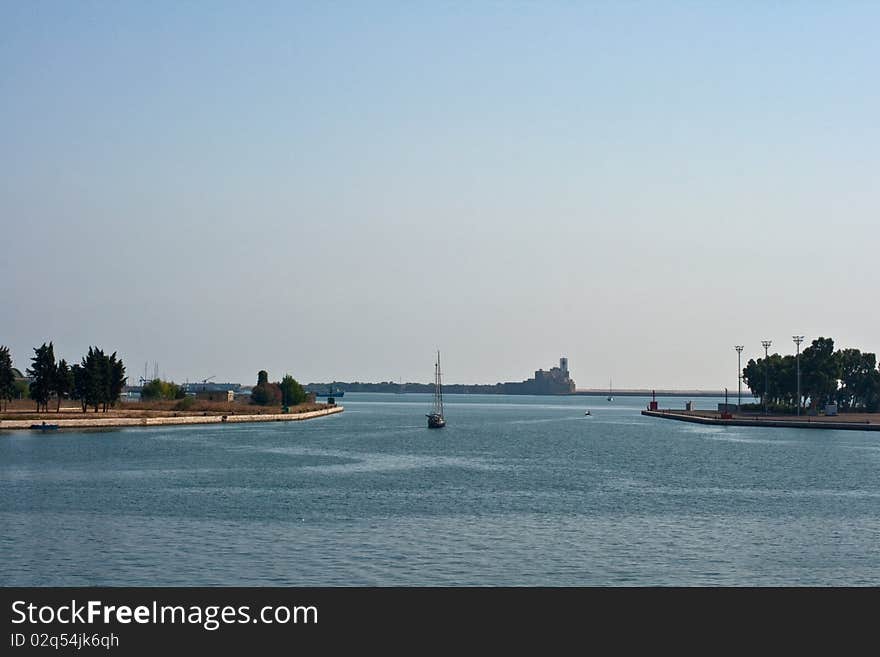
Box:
[174,396,196,411]
[251,382,282,406]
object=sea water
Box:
[1,393,878,585]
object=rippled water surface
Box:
[2,394,878,585]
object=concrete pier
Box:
[642,409,879,432]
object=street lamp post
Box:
[735,345,744,412]
[793,336,804,416]
[761,340,772,415]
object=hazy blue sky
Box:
[2,2,878,389]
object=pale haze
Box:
[2,2,878,390]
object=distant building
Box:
[183,382,240,403]
[502,357,576,395]
[182,382,241,394]
[195,390,234,403]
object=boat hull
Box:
[427,414,446,429]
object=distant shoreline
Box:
[307,385,740,398]
[0,406,343,431]
[573,390,734,398]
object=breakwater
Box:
[642,409,879,432]
[0,405,344,430]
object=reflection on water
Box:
[1,393,878,585]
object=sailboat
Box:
[427,351,446,429]
[607,379,614,402]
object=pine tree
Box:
[81,347,104,412]
[54,359,72,412]
[71,363,88,412]
[28,342,57,412]
[77,347,126,412]
[0,346,15,412]
[280,374,306,406]
[107,352,126,410]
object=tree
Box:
[141,378,182,401]
[837,349,879,411]
[280,374,307,407]
[80,347,104,412]
[0,346,15,412]
[775,354,798,408]
[749,338,880,413]
[251,382,282,406]
[78,346,125,413]
[107,352,126,410]
[140,379,162,400]
[743,352,797,411]
[742,358,765,404]
[54,359,72,412]
[800,337,840,410]
[251,370,281,406]
[28,342,57,412]
[864,369,880,412]
[14,380,28,399]
[71,363,89,412]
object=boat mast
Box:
[435,350,444,416]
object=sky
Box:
[2,1,878,390]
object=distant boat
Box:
[584,410,592,416]
[30,422,59,431]
[607,379,614,402]
[426,351,446,429]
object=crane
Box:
[201,376,215,384]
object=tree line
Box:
[742,337,880,412]
[251,370,307,407]
[1,345,315,413]
[0,343,126,413]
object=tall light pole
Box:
[761,340,772,415]
[734,345,744,412]
[793,336,804,416]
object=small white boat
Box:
[584,410,592,416]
